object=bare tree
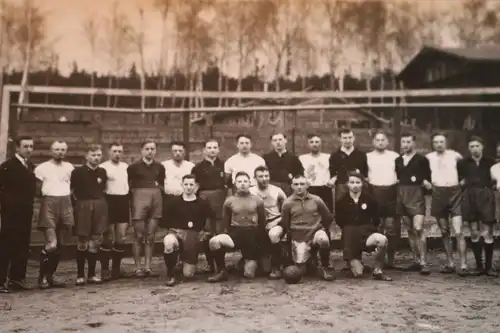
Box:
[449,0,498,47]
[130,2,147,111]
[102,0,133,107]
[154,0,173,107]
[82,15,100,107]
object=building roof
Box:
[397,45,500,82]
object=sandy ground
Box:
[2,251,500,333]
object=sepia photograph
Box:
[1,0,500,332]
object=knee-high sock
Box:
[39,249,50,279]
[87,251,98,278]
[163,252,179,277]
[76,249,87,278]
[100,246,112,272]
[213,249,226,272]
[484,242,494,271]
[112,244,125,274]
[319,248,331,269]
[470,239,483,270]
[270,244,282,269]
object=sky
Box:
[35,0,460,78]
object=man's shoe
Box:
[419,264,431,276]
[165,277,177,287]
[47,276,66,288]
[8,279,34,291]
[208,270,228,283]
[317,267,334,281]
[38,277,50,290]
[0,284,9,293]
[87,276,102,284]
[268,268,282,280]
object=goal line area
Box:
[1,84,500,245]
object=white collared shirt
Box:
[15,153,27,167]
[34,160,74,196]
[162,159,195,195]
[250,184,286,222]
[491,163,500,183]
[367,149,399,186]
[426,150,462,187]
[100,160,129,195]
[224,153,266,187]
[299,153,330,186]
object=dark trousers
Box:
[0,206,34,284]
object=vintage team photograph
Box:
[1,0,500,332]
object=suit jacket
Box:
[0,157,37,211]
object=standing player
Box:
[336,171,392,281]
[262,133,303,196]
[191,139,227,272]
[34,141,74,289]
[395,133,431,275]
[458,137,497,276]
[0,136,37,292]
[224,134,266,192]
[426,133,467,275]
[207,172,266,282]
[299,134,333,213]
[329,128,368,204]
[249,166,287,279]
[71,145,108,285]
[366,130,400,268]
[162,141,195,198]
[100,143,130,281]
[127,139,166,277]
[279,174,334,281]
[162,174,214,286]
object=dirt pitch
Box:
[2,251,500,333]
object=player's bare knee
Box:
[243,260,258,279]
[268,226,283,244]
[366,233,387,249]
[209,234,233,251]
[163,234,179,254]
[182,264,196,278]
[349,259,364,277]
[88,239,100,253]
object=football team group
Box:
[1,128,499,292]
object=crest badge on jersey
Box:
[411,176,416,182]
[361,203,367,210]
[188,221,194,228]
[97,177,102,184]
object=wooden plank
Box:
[6,84,500,99]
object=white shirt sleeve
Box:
[224,157,233,175]
[34,164,45,181]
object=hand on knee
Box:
[163,235,179,254]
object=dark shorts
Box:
[462,187,496,223]
[342,224,376,261]
[309,185,333,212]
[37,195,75,230]
[168,228,201,265]
[74,198,108,237]
[198,189,226,234]
[369,184,397,218]
[431,185,462,218]
[227,227,263,260]
[397,185,426,217]
[131,188,163,221]
[106,194,130,224]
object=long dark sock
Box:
[76,249,87,278]
[270,244,282,269]
[163,252,178,277]
[484,242,494,271]
[319,248,331,268]
[49,251,61,277]
[87,251,98,278]
[39,249,50,279]
[203,241,215,270]
[100,246,112,272]
[470,240,483,270]
[213,249,226,272]
[112,244,125,275]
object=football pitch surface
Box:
[2,251,500,333]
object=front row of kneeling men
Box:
[164,166,391,286]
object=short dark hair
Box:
[236,134,252,142]
[270,133,286,140]
[204,138,219,147]
[15,136,33,147]
[401,132,415,140]
[170,141,185,148]
[291,174,306,181]
[109,142,123,149]
[431,132,446,141]
[87,144,102,152]
[372,129,388,139]
[307,134,321,140]
[234,171,250,180]
[339,128,353,136]
[182,174,197,182]
[347,171,363,181]
[254,165,269,176]
[468,135,484,145]
[141,138,156,148]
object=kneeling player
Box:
[336,172,392,281]
[279,174,334,281]
[459,137,498,276]
[70,145,109,285]
[207,171,266,282]
[162,174,214,286]
[250,166,287,279]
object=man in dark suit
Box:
[0,136,37,293]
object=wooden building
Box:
[397,45,500,153]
